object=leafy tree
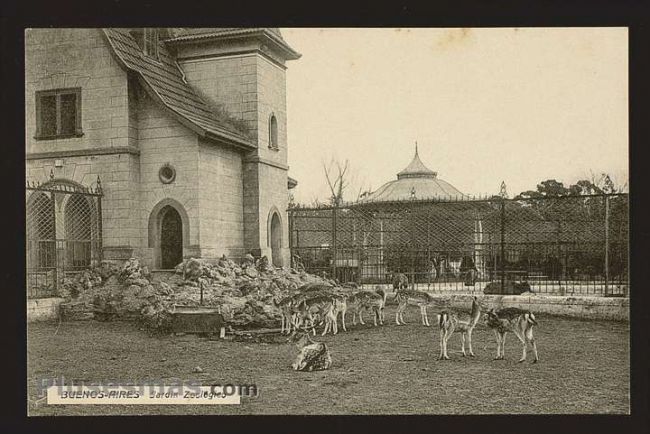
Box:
[568,179,603,196]
[536,179,568,197]
[515,190,543,200]
[516,174,625,199]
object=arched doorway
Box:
[65,194,92,268]
[160,205,183,269]
[270,212,282,267]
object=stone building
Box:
[25,28,300,278]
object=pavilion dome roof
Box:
[358,146,466,203]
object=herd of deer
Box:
[275,273,539,363]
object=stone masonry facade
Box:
[25,28,300,271]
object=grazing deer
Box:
[290,331,332,372]
[485,307,539,363]
[294,293,347,336]
[437,296,482,360]
[274,287,335,335]
[394,290,440,326]
[347,288,388,326]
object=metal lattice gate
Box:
[26,177,103,298]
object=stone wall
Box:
[26,29,294,271]
[178,55,259,139]
[253,56,291,266]
[255,54,288,165]
[426,294,630,322]
[25,28,140,260]
[178,52,290,264]
[197,137,245,259]
[26,153,141,255]
[25,28,132,155]
[134,89,200,267]
[27,298,64,322]
[257,163,291,265]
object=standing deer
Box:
[273,295,297,335]
[437,296,482,359]
[394,290,440,326]
[485,307,539,363]
[392,273,409,291]
[347,288,388,326]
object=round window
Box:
[159,164,176,184]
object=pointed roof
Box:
[357,144,465,204]
[396,145,437,179]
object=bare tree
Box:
[588,170,628,194]
[323,158,350,206]
[322,157,372,206]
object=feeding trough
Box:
[170,305,225,335]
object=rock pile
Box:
[60,255,337,331]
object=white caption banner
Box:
[46,386,241,405]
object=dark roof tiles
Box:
[103,28,255,149]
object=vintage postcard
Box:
[25,27,629,415]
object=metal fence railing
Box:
[288,194,629,297]
[26,176,103,299]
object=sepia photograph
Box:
[24,27,630,416]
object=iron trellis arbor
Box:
[26,174,103,298]
[288,194,628,296]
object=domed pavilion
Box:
[358,145,466,203]
[343,146,487,285]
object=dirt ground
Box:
[27,306,630,415]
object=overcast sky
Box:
[280,27,628,203]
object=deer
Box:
[347,287,388,326]
[289,330,332,372]
[485,307,539,363]
[323,293,348,335]
[273,295,297,335]
[273,286,335,335]
[293,292,347,336]
[436,296,482,360]
[394,289,441,326]
[392,273,409,291]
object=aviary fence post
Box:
[51,191,58,295]
[96,198,103,266]
[556,219,562,292]
[410,200,416,290]
[96,176,103,265]
[604,194,610,296]
[500,199,505,294]
[331,207,337,282]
